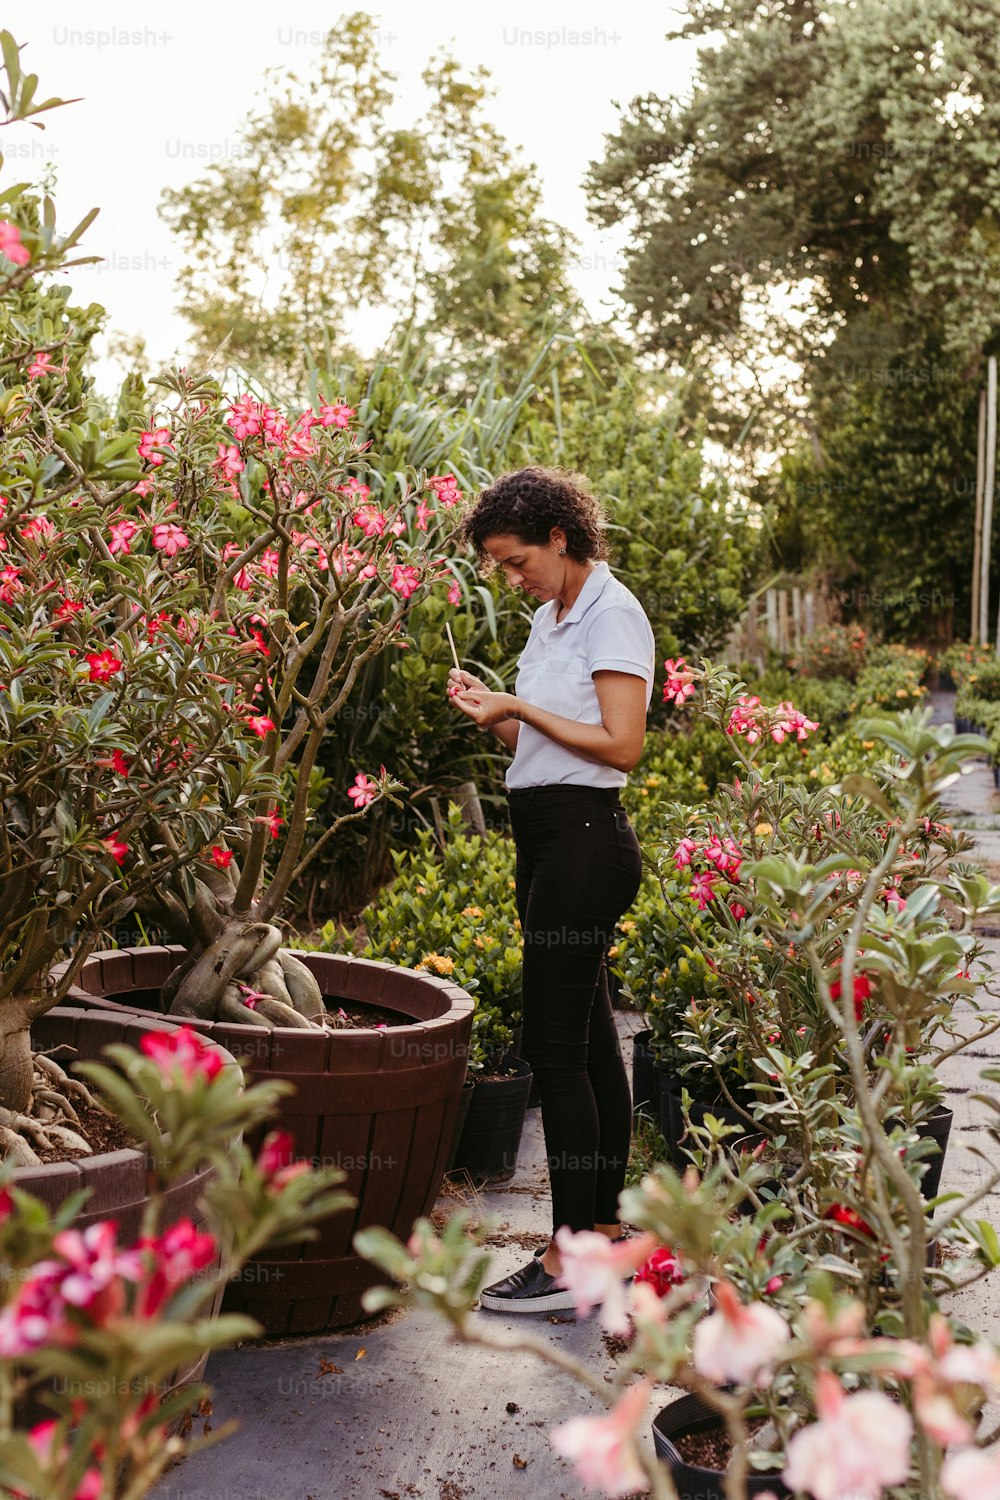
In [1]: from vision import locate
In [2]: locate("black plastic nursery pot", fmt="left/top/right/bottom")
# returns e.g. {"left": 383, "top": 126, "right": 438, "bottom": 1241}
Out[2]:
{"left": 450, "top": 1056, "right": 533, "bottom": 1182}
{"left": 652, "top": 1392, "right": 791, "bottom": 1500}
{"left": 663, "top": 1079, "right": 756, "bottom": 1168}
{"left": 904, "top": 1105, "right": 954, "bottom": 1202}
{"left": 443, "top": 1078, "right": 475, "bottom": 1172}
{"left": 631, "top": 1028, "right": 659, "bottom": 1123}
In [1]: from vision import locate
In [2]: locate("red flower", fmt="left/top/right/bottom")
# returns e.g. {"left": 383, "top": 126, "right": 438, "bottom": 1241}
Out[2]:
{"left": 246, "top": 714, "right": 276, "bottom": 738}
{"left": 210, "top": 846, "right": 233, "bottom": 869}
{"left": 109, "top": 750, "right": 130, "bottom": 777}
{"left": 139, "top": 1026, "right": 223, "bottom": 1086}
{"left": 829, "top": 962, "right": 872, "bottom": 1022}
{"left": 255, "top": 810, "right": 284, "bottom": 840}
{"left": 52, "top": 597, "right": 84, "bottom": 625}
{"left": 823, "top": 1203, "right": 877, "bottom": 1240}
{"left": 86, "top": 649, "right": 122, "bottom": 683}
{"left": 102, "top": 835, "right": 128, "bottom": 865}
{"left": 633, "top": 1246, "right": 686, "bottom": 1297}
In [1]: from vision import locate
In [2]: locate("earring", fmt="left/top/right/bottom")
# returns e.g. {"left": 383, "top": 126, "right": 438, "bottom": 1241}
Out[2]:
{"left": 558, "top": 548, "right": 566, "bottom": 555}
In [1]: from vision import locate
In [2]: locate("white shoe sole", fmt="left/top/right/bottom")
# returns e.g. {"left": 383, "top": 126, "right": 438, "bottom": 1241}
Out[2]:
{"left": 478, "top": 1286, "right": 578, "bottom": 1314}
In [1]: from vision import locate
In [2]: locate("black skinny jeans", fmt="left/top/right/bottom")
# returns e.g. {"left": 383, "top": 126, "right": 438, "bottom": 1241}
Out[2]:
{"left": 506, "top": 784, "right": 643, "bottom": 1236}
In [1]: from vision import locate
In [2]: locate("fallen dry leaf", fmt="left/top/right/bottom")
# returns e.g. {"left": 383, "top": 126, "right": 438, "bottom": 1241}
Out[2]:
{"left": 355, "top": 1347, "right": 367, "bottom": 1360}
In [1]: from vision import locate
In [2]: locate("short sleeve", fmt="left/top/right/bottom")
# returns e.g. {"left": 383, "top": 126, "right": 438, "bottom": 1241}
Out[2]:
{"left": 587, "top": 604, "right": 655, "bottom": 684}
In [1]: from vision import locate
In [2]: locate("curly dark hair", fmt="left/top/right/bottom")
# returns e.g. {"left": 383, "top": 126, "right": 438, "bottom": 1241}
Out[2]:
{"left": 458, "top": 466, "right": 610, "bottom": 577}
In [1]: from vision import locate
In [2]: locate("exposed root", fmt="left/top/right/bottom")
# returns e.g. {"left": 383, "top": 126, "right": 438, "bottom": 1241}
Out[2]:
{"left": 32, "top": 1087, "right": 82, "bottom": 1126}
{"left": 277, "top": 950, "right": 325, "bottom": 1020}
{"left": 0, "top": 1125, "right": 40, "bottom": 1166}
{"left": 0, "top": 1105, "right": 91, "bottom": 1156}
{"left": 33, "top": 1052, "right": 110, "bottom": 1115}
{"left": 249, "top": 996, "right": 314, "bottom": 1029}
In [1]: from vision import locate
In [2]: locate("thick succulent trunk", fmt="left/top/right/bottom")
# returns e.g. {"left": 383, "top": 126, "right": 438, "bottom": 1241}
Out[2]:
{"left": 165, "top": 919, "right": 326, "bottom": 1029}
{"left": 0, "top": 999, "right": 35, "bottom": 1115}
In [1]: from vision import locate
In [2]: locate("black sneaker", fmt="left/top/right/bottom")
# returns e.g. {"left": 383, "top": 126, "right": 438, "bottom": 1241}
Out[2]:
{"left": 478, "top": 1255, "right": 577, "bottom": 1314}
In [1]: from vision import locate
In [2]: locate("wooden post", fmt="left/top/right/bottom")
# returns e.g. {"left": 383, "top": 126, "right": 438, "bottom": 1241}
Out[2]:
{"left": 765, "top": 589, "right": 778, "bottom": 648}
{"left": 791, "top": 585, "right": 802, "bottom": 649}
{"left": 980, "top": 356, "right": 997, "bottom": 645}
{"left": 804, "top": 590, "right": 815, "bottom": 636}
{"left": 777, "top": 590, "right": 789, "bottom": 651}
{"left": 973, "top": 386, "right": 986, "bottom": 642}
{"left": 454, "top": 781, "right": 487, "bottom": 837}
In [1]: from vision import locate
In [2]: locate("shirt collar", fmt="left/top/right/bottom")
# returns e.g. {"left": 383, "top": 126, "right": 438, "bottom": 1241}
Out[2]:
{"left": 549, "top": 561, "right": 610, "bottom": 628}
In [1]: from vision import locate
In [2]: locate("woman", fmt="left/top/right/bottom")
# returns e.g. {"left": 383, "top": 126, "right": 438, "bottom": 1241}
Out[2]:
{"left": 448, "top": 465, "right": 655, "bottom": 1314}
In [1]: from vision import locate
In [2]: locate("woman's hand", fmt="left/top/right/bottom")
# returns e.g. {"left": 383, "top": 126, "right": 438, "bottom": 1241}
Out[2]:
{"left": 447, "top": 669, "right": 520, "bottom": 729}
{"left": 447, "top": 667, "right": 489, "bottom": 698}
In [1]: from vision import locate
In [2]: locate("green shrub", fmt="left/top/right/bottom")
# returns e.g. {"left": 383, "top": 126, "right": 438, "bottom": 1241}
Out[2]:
{"left": 790, "top": 621, "right": 868, "bottom": 680}
{"left": 339, "top": 803, "right": 523, "bottom": 1072}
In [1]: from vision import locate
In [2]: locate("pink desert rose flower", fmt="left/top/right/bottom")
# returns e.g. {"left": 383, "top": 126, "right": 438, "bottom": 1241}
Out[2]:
{"left": 255, "top": 809, "right": 284, "bottom": 839}
{"left": 553, "top": 1228, "right": 658, "bottom": 1335}
{"left": 447, "top": 579, "right": 461, "bottom": 605}
{"left": 211, "top": 846, "right": 233, "bottom": 869}
{"left": 86, "top": 649, "right": 123, "bottom": 683}
{"left": 674, "top": 836, "right": 698, "bottom": 869}
{"left": 0, "top": 219, "right": 30, "bottom": 265}
{"left": 151, "top": 522, "right": 190, "bottom": 556}
{"left": 109, "top": 518, "right": 138, "bottom": 554}
{"left": 693, "top": 1280, "right": 791, "bottom": 1386}
{"left": 783, "top": 1370, "right": 912, "bottom": 1500}
{"left": 663, "top": 656, "right": 696, "bottom": 704}
{"left": 550, "top": 1379, "right": 652, "bottom": 1499}
{"left": 941, "top": 1444, "right": 1000, "bottom": 1498}
{"left": 318, "top": 399, "right": 355, "bottom": 427}
{"left": 51, "top": 1221, "right": 144, "bottom": 1312}
{"left": 348, "top": 772, "right": 378, "bottom": 809}
{"left": 689, "top": 870, "right": 718, "bottom": 909}
{"left": 246, "top": 714, "right": 276, "bottom": 738}
{"left": 26, "top": 1422, "right": 102, "bottom": 1500}
{"left": 27, "top": 351, "right": 54, "bottom": 379}
{"left": 215, "top": 442, "right": 244, "bottom": 479}
{"left": 428, "top": 473, "right": 462, "bottom": 506}
{"left": 354, "top": 503, "right": 387, "bottom": 537}
{"left": 140, "top": 1025, "right": 224, "bottom": 1085}
{"left": 138, "top": 427, "right": 173, "bottom": 465}
{"left": 389, "top": 563, "right": 421, "bottom": 599}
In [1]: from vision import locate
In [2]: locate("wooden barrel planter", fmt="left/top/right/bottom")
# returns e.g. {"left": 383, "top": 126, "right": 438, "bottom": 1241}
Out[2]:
{"left": 57, "top": 946, "right": 475, "bottom": 1335}
{"left": 18, "top": 1005, "right": 239, "bottom": 1425}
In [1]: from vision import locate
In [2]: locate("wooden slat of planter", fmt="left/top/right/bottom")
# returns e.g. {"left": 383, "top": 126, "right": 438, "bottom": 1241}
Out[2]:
{"left": 19, "top": 1160, "right": 83, "bottom": 1211}
{"left": 333, "top": 959, "right": 389, "bottom": 1006}
{"left": 285, "top": 1294, "right": 336, "bottom": 1334}
{"left": 211, "top": 1023, "right": 273, "bottom": 1068}
{"left": 95, "top": 950, "right": 136, "bottom": 994}
{"left": 240, "top": 1254, "right": 381, "bottom": 1300}
{"left": 75, "top": 1150, "right": 146, "bottom": 1216}
{"left": 129, "top": 946, "right": 178, "bottom": 988}
{"left": 311, "top": 1114, "right": 373, "bottom": 1254}
{"left": 352, "top": 1108, "right": 416, "bottom": 1238}
{"left": 64, "top": 1011, "right": 128, "bottom": 1060}
{"left": 295, "top": 953, "right": 350, "bottom": 992}
{"left": 267, "top": 1028, "right": 329, "bottom": 1074}
{"left": 392, "top": 1095, "right": 450, "bottom": 1234}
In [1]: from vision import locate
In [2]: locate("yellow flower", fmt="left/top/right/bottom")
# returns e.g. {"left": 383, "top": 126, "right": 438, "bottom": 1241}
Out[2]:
{"left": 620, "top": 920, "right": 637, "bottom": 933}
{"left": 639, "top": 787, "right": 649, "bottom": 796}
{"left": 754, "top": 822, "right": 773, "bottom": 837}
{"left": 895, "top": 688, "right": 908, "bottom": 698}
{"left": 607, "top": 945, "right": 619, "bottom": 957}
{"left": 415, "top": 954, "right": 455, "bottom": 976}
{"left": 862, "top": 740, "right": 875, "bottom": 749}
{"left": 462, "top": 905, "right": 484, "bottom": 919}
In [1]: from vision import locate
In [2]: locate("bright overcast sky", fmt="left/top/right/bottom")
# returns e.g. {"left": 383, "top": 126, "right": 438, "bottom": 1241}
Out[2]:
{"left": 10, "top": 3, "right": 701, "bottom": 392}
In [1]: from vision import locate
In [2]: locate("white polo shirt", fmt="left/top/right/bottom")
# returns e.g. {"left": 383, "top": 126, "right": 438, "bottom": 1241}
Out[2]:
{"left": 505, "top": 561, "right": 656, "bottom": 790}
